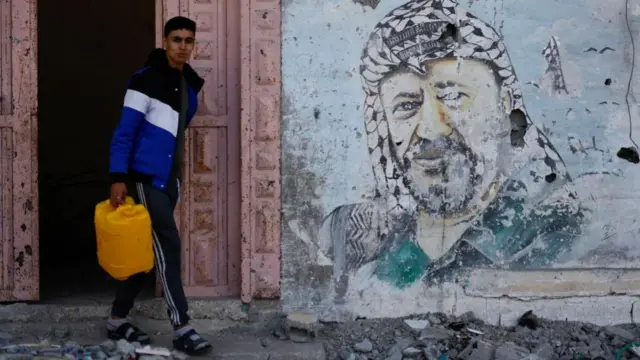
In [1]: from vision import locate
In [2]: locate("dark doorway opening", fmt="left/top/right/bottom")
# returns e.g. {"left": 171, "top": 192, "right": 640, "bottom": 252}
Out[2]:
{"left": 37, "top": 0, "right": 157, "bottom": 301}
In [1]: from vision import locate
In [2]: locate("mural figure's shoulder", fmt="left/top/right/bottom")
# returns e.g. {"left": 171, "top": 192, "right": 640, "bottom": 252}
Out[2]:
{"left": 317, "top": 201, "right": 384, "bottom": 271}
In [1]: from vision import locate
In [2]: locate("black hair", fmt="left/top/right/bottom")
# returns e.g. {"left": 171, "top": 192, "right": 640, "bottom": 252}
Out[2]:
{"left": 163, "top": 16, "right": 196, "bottom": 37}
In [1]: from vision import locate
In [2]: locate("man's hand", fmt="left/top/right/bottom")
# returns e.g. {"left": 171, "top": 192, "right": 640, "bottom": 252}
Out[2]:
{"left": 110, "top": 182, "right": 128, "bottom": 208}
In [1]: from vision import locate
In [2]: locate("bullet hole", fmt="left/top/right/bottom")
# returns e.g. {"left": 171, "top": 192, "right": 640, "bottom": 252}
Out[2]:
{"left": 544, "top": 173, "right": 557, "bottom": 183}
{"left": 25, "top": 245, "right": 32, "bottom": 256}
{"left": 313, "top": 108, "right": 321, "bottom": 120}
{"left": 15, "top": 251, "right": 25, "bottom": 268}
{"left": 20, "top": 224, "right": 26, "bottom": 232}
{"left": 617, "top": 147, "right": 640, "bottom": 164}
{"left": 509, "top": 109, "right": 528, "bottom": 148}
{"left": 604, "top": 78, "right": 612, "bottom": 86}
{"left": 439, "top": 23, "right": 458, "bottom": 44}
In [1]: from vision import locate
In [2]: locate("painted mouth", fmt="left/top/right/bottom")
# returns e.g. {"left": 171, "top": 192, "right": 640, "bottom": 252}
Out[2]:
{"left": 412, "top": 158, "right": 445, "bottom": 175}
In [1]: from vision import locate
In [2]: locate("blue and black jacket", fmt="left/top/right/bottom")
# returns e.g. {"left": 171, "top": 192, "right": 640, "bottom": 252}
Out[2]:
{"left": 109, "top": 48, "right": 204, "bottom": 191}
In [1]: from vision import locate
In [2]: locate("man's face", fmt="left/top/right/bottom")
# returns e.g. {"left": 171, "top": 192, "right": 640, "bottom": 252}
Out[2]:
{"left": 163, "top": 29, "right": 195, "bottom": 66}
{"left": 379, "top": 58, "right": 509, "bottom": 218}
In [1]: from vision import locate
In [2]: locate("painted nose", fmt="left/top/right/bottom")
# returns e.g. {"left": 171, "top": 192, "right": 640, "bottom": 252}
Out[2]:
{"left": 415, "top": 94, "right": 453, "bottom": 140}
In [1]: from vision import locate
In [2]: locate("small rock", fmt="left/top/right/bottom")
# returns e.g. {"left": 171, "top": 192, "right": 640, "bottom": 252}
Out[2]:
{"left": 403, "top": 319, "right": 430, "bottom": 334}
{"left": 604, "top": 326, "right": 635, "bottom": 341}
{"left": 286, "top": 311, "right": 318, "bottom": 331}
{"left": 260, "top": 338, "right": 269, "bottom": 348}
{"left": 494, "top": 342, "right": 530, "bottom": 360}
{"left": 354, "top": 339, "right": 373, "bottom": 353}
{"left": 116, "top": 339, "right": 136, "bottom": 355}
{"left": 419, "top": 327, "right": 452, "bottom": 341}
{"left": 402, "top": 347, "right": 422, "bottom": 358}
{"left": 100, "top": 340, "right": 117, "bottom": 353}
{"left": 339, "top": 349, "right": 356, "bottom": 360}
{"left": 427, "top": 313, "right": 442, "bottom": 325}
{"left": 423, "top": 346, "right": 440, "bottom": 360}
{"left": 458, "top": 339, "right": 495, "bottom": 360}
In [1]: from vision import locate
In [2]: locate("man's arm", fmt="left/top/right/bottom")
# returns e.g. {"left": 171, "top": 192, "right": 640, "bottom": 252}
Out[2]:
{"left": 109, "top": 72, "right": 149, "bottom": 183}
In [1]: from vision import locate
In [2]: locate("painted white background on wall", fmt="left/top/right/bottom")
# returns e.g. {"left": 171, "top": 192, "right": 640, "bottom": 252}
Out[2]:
{"left": 282, "top": 0, "right": 640, "bottom": 266}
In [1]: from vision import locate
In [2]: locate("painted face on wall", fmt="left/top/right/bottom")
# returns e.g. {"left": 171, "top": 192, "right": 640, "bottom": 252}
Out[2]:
{"left": 380, "top": 58, "right": 510, "bottom": 218}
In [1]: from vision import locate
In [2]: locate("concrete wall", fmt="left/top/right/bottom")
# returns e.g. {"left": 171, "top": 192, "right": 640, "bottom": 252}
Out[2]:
{"left": 281, "top": 0, "right": 640, "bottom": 325}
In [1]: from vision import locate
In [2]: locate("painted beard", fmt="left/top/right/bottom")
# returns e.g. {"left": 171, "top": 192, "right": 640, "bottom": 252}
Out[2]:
{"left": 396, "top": 131, "right": 482, "bottom": 218}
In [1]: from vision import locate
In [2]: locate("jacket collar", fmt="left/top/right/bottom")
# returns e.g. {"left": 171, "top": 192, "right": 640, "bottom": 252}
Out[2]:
{"left": 145, "top": 48, "right": 204, "bottom": 92}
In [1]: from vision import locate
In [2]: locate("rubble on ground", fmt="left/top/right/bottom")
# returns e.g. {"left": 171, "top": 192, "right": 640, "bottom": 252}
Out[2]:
{"left": 0, "top": 337, "right": 188, "bottom": 360}
{"left": 316, "top": 311, "right": 640, "bottom": 360}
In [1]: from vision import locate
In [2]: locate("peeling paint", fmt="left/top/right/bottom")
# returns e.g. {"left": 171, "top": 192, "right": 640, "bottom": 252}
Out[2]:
{"left": 282, "top": 0, "right": 640, "bottom": 323}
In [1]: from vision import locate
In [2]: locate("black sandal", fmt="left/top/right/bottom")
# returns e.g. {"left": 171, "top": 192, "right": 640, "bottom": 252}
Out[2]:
{"left": 107, "top": 322, "right": 151, "bottom": 345}
{"left": 173, "top": 328, "right": 212, "bottom": 355}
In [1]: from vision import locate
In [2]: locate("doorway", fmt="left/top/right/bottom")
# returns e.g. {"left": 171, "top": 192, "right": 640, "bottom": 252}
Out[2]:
{"left": 37, "top": 0, "right": 156, "bottom": 301}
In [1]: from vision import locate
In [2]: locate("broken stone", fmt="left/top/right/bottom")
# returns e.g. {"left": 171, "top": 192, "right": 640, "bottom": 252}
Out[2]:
{"left": 339, "top": 349, "right": 356, "bottom": 360}
{"left": 386, "top": 337, "right": 412, "bottom": 359}
{"left": 285, "top": 311, "right": 319, "bottom": 340}
{"left": 402, "top": 346, "right": 422, "bottom": 358}
{"left": 427, "top": 313, "right": 442, "bottom": 325}
{"left": 419, "top": 327, "right": 452, "bottom": 340}
{"left": 354, "top": 339, "right": 373, "bottom": 353}
{"left": 495, "top": 342, "right": 531, "bottom": 360}
{"left": 100, "top": 340, "right": 117, "bottom": 353}
{"left": 604, "top": 326, "right": 636, "bottom": 341}
{"left": 403, "top": 319, "right": 430, "bottom": 334}
{"left": 115, "top": 339, "right": 136, "bottom": 356}
{"left": 136, "top": 345, "right": 171, "bottom": 357}
{"left": 423, "top": 346, "right": 441, "bottom": 360}
{"left": 458, "top": 339, "right": 496, "bottom": 360}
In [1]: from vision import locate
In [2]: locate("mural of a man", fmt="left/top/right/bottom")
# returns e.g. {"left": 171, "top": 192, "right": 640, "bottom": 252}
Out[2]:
{"left": 317, "top": 0, "right": 586, "bottom": 302}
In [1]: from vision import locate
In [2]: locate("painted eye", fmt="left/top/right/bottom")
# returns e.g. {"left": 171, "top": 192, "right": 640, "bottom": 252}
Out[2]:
{"left": 437, "top": 92, "right": 468, "bottom": 108}
{"left": 393, "top": 101, "right": 422, "bottom": 114}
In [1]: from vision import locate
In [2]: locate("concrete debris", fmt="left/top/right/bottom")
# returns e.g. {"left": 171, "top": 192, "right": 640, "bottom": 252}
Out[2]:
{"left": 0, "top": 339, "right": 184, "bottom": 360}
{"left": 322, "top": 310, "right": 640, "bottom": 360}
{"left": 403, "top": 319, "right": 430, "bottom": 334}
{"left": 284, "top": 311, "right": 319, "bottom": 343}
{"left": 354, "top": 339, "right": 374, "bottom": 353}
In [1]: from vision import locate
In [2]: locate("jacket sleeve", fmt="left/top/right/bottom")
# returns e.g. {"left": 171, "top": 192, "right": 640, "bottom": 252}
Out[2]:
{"left": 109, "top": 72, "right": 149, "bottom": 184}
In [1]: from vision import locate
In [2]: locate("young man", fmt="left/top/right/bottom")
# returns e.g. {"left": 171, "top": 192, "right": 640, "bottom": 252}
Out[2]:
{"left": 107, "top": 16, "right": 212, "bottom": 355}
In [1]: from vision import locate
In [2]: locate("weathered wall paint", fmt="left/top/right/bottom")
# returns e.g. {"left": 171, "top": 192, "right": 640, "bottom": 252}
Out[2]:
{"left": 281, "top": 0, "right": 640, "bottom": 323}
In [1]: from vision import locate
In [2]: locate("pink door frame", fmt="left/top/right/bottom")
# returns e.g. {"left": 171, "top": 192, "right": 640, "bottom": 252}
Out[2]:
{"left": 0, "top": 0, "right": 40, "bottom": 301}
{"left": 238, "top": 0, "right": 282, "bottom": 302}
{"left": 154, "top": 0, "right": 282, "bottom": 302}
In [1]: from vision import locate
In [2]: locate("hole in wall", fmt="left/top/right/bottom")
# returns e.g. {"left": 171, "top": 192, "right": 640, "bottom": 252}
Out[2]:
{"left": 544, "top": 173, "right": 557, "bottom": 183}
{"left": 439, "top": 23, "right": 458, "bottom": 44}
{"left": 509, "top": 109, "right": 528, "bottom": 148}
{"left": 605, "top": 78, "right": 612, "bottom": 86}
{"left": 617, "top": 147, "right": 640, "bottom": 164}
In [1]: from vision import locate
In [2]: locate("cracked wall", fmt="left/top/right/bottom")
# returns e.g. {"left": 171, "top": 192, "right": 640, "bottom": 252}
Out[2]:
{"left": 281, "top": 0, "right": 640, "bottom": 324}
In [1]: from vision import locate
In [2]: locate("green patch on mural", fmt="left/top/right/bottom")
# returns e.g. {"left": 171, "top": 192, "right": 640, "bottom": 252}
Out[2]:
{"left": 374, "top": 240, "right": 429, "bottom": 288}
